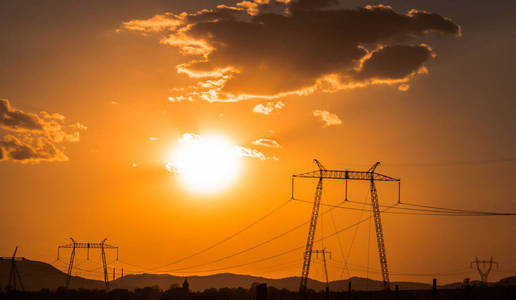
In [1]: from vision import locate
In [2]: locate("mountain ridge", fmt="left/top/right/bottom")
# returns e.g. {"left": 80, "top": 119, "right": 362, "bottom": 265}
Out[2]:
{"left": 1, "top": 259, "right": 512, "bottom": 292}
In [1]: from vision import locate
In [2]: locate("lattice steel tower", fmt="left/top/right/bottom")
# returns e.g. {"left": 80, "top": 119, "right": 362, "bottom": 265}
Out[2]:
{"left": 292, "top": 160, "right": 400, "bottom": 294}
{"left": 1, "top": 246, "right": 25, "bottom": 291}
{"left": 312, "top": 248, "right": 331, "bottom": 299}
{"left": 58, "top": 238, "right": 119, "bottom": 289}
{"left": 471, "top": 257, "right": 498, "bottom": 284}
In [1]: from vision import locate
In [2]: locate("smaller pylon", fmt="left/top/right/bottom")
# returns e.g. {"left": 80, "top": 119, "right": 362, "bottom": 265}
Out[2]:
{"left": 1, "top": 246, "right": 25, "bottom": 291}
{"left": 471, "top": 257, "right": 498, "bottom": 285}
{"left": 58, "top": 238, "right": 119, "bottom": 289}
{"left": 312, "top": 248, "right": 331, "bottom": 300}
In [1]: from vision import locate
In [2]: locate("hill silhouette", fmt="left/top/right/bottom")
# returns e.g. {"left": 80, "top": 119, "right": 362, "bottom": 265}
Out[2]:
{"left": 0, "top": 258, "right": 104, "bottom": 290}
{"left": 112, "top": 273, "right": 433, "bottom": 292}
{"left": 1, "top": 259, "right": 512, "bottom": 292}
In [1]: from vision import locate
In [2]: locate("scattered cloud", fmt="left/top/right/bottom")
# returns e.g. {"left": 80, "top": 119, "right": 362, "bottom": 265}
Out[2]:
{"left": 168, "top": 96, "right": 193, "bottom": 102}
{"left": 313, "top": 109, "right": 342, "bottom": 127}
{"left": 252, "top": 101, "right": 285, "bottom": 115}
{"left": 121, "top": 1, "right": 460, "bottom": 102}
{"left": 121, "top": 13, "right": 183, "bottom": 32}
{"left": 0, "top": 99, "right": 86, "bottom": 163}
{"left": 252, "top": 138, "right": 281, "bottom": 148}
{"left": 235, "top": 146, "right": 279, "bottom": 161}
{"left": 398, "top": 84, "right": 410, "bottom": 92}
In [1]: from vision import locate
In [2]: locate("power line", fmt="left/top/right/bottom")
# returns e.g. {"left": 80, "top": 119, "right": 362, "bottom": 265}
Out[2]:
{"left": 149, "top": 199, "right": 291, "bottom": 271}
{"left": 346, "top": 200, "right": 516, "bottom": 215}
{"left": 328, "top": 260, "right": 473, "bottom": 277}
{"left": 49, "top": 204, "right": 396, "bottom": 278}
{"left": 341, "top": 188, "right": 371, "bottom": 279}
{"left": 156, "top": 199, "right": 349, "bottom": 273}
{"left": 291, "top": 198, "right": 516, "bottom": 216}
{"left": 166, "top": 204, "right": 398, "bottom": 275}
{"left": 399, "top": 202, "right": 515, "bottom": 215}
{"left": 385, "top": 157, "right": 516, "bottom": 168}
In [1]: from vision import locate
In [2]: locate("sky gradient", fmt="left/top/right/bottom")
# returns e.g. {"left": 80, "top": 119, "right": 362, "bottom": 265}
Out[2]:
{"left": 1, "top": 0, "right": 515, "bottom": 285}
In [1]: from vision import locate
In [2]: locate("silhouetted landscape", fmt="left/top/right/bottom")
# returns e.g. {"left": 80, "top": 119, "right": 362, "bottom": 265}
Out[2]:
{"left": 2, "top": 259, "right": 516, "bottom": 299}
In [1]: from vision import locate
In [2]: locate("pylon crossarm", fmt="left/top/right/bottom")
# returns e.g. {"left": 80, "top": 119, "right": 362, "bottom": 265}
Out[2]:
{"left": 59, "top": 243, "right": 117, "bottom": 248}
{"left": 293, "top": 170, "right": 399, "bottom": 182}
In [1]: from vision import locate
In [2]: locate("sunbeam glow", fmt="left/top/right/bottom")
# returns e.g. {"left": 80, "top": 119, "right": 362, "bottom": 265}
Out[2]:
{"left": 167, "top": 134, "right": 241, "bottom": 194}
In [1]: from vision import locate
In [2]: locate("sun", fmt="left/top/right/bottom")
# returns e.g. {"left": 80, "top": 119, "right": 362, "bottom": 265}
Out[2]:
{"left": 168, "top": 134, "right": 241, "bottom": 193}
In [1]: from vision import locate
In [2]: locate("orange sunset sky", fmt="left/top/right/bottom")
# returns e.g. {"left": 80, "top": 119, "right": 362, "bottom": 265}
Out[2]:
{"left": 1, "top": 0, "right": 515, "bottom": 285}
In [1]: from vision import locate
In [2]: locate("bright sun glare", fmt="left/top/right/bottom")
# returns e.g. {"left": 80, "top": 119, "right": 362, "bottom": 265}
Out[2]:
{"left": 168, "top": 134, "right": 241, "bottom": 193}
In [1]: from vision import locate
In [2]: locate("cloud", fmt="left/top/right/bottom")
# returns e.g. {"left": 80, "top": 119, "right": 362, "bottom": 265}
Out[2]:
{"left": 398, "top": 84, "right": 410, "bottom": 92}
{"left": 0, "top": 98, "right": 44, "bottom": 132}
{"left": 313, "top": 109, "right": 342, "bottom": 127}
{"left": 121, "top": 1, "right": 460, "bottom": 102}
{"left": 120, "top": 13, "right": 183, "bottom": 32}
{"left": 235, "top": 146, "right": 279, "bottom": 161}
{"left": 0, "top": 99, "right": 86, "bottom": 163}
{"left": 0, "top": 134, "right": 68, "bottom": 163}
{"left": 252, "top": 138, "right": 281, "bottom": 148}
{"left": 252, "top": 101, "right": 285, "bottom": 115}
{"left": 168, "top": 96, "right": 193, "bottom": 102}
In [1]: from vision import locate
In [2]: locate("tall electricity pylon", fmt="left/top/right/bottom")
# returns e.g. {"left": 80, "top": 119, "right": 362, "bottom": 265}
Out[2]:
{"left": 471, "top": 257, "right": 498, "bottom": 284}
{"left": 58, "top": 238, "right": 119, "bottom": 289}
{"left": 1, "top": 246, "right": 25, "bottom": 291}
{"left": 293, "top": 160, "right": 400, "bottom": 294}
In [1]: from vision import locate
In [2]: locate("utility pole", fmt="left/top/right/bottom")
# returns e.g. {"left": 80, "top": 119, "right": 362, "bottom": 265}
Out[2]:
{"left": 312, "top": 249, "right": 331, "bottom": 300}
{"left": 1, "top": 246, "right": 25, "bottom": 291}
{"left": 471, "top": 257, "right": 498, "bottom": 285}
{"left": 293, "top": 160, "right": 400, "bottom": 294}
{"left": 58, "top": 238, "right": 119, "bottom": 289}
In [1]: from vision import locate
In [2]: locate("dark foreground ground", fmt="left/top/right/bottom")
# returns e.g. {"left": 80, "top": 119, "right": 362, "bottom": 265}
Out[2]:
{"left": 1, "top": 285, "right": 516, "bottom": 300}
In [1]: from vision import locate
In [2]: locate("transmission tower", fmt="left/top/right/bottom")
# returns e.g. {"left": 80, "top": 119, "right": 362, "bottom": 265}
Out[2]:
{"left": 57, "top": 238, "right": 119, "bottom": 289}
{"left": 312, "top": 249, "right": 331, "bottom": 299}
{"left": 1, "top": 246, "right": 25, "bottom": 291}
{"left": 471, "top": 257, "right": 498, "bottom": 284}
{"left": 292, "top": 160, "right": 400, "bottom": 294}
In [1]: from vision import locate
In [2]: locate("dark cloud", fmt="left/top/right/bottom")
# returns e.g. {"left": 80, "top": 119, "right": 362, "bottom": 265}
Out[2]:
{"left": 0, "top": 134, "right": 67, "bottom": 163}
{"left": 289, "top": 0, "right": 339, "bottom": 11}
{"left": 0, "top": 99, "right": 86, "bottom": 163}
{"left": 355, "top": 44, "right": 434, "bottom": 81}
{"left": 0, "top": 98, "right": 44, "bottom": 131}
{"left": 122, "top": 1, "right": 460, "bottom": 101}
